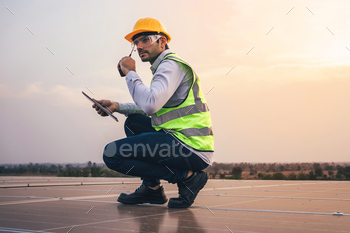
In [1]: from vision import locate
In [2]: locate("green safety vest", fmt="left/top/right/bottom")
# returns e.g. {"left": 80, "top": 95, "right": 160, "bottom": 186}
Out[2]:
{"left": 151, "top": 53, "right": 214, "bottom": 152}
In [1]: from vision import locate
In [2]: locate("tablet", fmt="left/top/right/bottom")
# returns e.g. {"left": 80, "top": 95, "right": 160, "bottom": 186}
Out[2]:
{"left": 82, "top": 91, "right": 119, "bottom": 122}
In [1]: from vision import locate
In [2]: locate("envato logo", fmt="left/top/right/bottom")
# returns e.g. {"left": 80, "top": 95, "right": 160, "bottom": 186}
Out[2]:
{"left": 104, "top": 140, "right": 193, "bottom": 158}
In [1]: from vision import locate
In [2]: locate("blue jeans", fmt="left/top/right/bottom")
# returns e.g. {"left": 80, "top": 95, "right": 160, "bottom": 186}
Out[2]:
{"left": 103, "top": 114, "right": 209, "bottom": 187}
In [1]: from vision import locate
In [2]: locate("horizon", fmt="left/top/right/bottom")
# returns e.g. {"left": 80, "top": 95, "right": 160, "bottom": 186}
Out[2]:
{"left": 1, "top": 161, "right": 350, "bottom": 166}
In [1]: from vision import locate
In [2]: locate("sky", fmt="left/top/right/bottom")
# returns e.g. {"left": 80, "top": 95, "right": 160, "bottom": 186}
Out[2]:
{"left": 0, "top": 0, "right": 349, "bottom": 164}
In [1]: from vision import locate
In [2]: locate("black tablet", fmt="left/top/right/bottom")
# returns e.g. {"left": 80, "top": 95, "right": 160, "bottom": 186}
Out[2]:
{"left": 82, "top": 91, "right": 118, "bottom": 122}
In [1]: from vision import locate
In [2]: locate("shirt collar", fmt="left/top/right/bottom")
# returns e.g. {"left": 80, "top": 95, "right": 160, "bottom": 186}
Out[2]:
{"left": 150, "top": 49, "right": 173, "bottom": 75}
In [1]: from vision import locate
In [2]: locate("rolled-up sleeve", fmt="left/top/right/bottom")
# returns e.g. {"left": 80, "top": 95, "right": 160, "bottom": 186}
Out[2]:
{"left": 118, "top": 102, "right": 146, "bottom": 116}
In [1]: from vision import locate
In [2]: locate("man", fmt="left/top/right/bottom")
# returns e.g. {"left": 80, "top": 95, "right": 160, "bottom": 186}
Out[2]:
{"left": 93, "top": 17, "right": 214, "bottom": 208}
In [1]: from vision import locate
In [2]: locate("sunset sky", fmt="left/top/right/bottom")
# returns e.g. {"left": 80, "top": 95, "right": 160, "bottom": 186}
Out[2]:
{"left": 1, "top": 0, "right": 349, "bottom": 164}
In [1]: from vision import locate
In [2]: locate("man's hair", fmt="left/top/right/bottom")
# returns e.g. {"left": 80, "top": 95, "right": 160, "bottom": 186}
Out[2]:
{"left": 132, "top": 32, "right": 169, "bottom": 50}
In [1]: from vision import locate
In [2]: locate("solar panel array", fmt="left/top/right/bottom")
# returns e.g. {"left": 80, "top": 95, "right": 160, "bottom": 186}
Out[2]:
{"left": 0, "top": 176, "right": 349, "bottom": 232}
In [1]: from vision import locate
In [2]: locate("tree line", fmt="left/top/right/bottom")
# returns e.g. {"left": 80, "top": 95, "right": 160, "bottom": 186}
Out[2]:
{"left": 0, "top": 161, "right": 129, "bottom": 178}
{"left": 206, "top": 162, "right": 350, "bottom": 180}
{"left": 1, "top": 162, "right": 349, "bottom": 180}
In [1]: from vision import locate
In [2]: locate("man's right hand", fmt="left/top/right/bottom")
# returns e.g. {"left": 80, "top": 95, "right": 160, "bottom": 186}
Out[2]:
{"left": 92, "top": 99, "right": 119, "bottom": 117}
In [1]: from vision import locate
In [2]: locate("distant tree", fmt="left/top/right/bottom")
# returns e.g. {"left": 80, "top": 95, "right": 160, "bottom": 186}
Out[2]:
{"left": 336, "top": 166, "right": 345, "bottom": 180}
{"left": 257, "top": 173, "right": 264, "bottom": 179}
{"left": 272, "top": 172, "right": 286, "bottom": 180}
{"left": 49, "top": 164, "right": 58, "bottom": 174}
{"left": 249, "top": 165, "right": 257, "bottom": 175}
{"left": 249, "top": 165, "right": 254, "bottom": 175}
{"left": 296, "top": 165, "right": 301, "bottom": 171}
{"left": 325, "top": 165, "right": 334, "bottom": 171}
{"left": 313, "top": 163, "right": 321, "bottom": 170}
{"left": 75, "top": 169, "right": 83, "bottom": 177}
{"left": 0, "top": 166, "right": 5, "bottom": 174}
{"left": 267, "top": 164, "right": 276, "bottom": 173}
{"left": 91, "top": 167, "right": 102, "bottom": 177}
{"left": 87, "top": 161, "right": 92, "bottom": 168}
{"left": 209, "top": 173, "right": 215, "bottom": 179}
{"left": 315, "top": 167, "right": 323, "bottom": 177}
{"left": 298, "top": 172, "right": 308, "bottom": 180}
{"left": 263, "top": 174, "right": 272, "bottom": 180}
{"left": 288, "top": 172, "right": 297, "bottom": 180}
{"left": 345, "top": 166, "right": 350, "bottom": 179}
{"left": 219, "top": 173, "right": 225, "bottom": 179}
{"left": 335, "top": 173, "right": 343, "bottom": 179}
{"left": 328, "top": 170, "right": 334, "bottom": 176}
{"left": 279, "top": 165, "right": 285, "bottom": 172}
{"left": 212, "top": 162, "right": 219, "bottom": 178}
{"left": 308, "top": 171, "right": 317, "bottom": 180}
{"left": 28, "top": 163, "right": 37, "bottom": 174}
{"left": 82, "top": 167, "right": 90, "bottom": 177}
{"left": 231, "top": 166, "right": 243, "bottom": 179}
{"left": 337, "top": 166, "right": 350, "bottom": 180}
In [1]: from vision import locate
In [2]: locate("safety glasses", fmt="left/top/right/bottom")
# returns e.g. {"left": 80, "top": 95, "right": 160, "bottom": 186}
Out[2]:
{"left": 131, "top": 35, "right": 162, "bottom": 48}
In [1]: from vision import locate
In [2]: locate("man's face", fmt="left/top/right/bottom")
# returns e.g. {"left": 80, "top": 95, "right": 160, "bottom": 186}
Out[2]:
{"left": 132, "top": 35, "right": 166, "bottom": 63}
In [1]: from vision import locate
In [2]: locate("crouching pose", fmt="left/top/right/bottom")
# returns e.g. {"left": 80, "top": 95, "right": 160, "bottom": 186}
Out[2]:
{"left": 93, "top": 18, "right": 214, "bottom": 208}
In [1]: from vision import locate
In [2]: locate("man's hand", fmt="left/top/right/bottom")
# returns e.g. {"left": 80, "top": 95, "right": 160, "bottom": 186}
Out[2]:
{"left": 92, "top": 99, "right": 119, "bottom": 117}
{"left": 118, "top": 56, "right": 136, "bottom": 76}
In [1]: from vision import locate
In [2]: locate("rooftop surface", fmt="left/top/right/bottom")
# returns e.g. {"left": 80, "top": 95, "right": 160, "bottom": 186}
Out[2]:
{"left": 0, "top": 176, "right": 349, "bottom": 233}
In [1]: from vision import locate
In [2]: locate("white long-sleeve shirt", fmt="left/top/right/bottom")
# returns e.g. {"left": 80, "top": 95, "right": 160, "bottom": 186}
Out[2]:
{"left": 118, "top": 49, "right": 214, "bottom": 165}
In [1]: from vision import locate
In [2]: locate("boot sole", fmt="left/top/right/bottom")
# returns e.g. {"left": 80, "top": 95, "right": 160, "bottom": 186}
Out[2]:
{"left": 118, "top": 197, "right": 168, "bottom": 205}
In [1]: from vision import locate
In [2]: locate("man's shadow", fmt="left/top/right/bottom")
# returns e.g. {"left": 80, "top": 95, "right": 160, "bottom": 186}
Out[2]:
{"left": 116, "top": 204, "right": 207, "bottom": 233}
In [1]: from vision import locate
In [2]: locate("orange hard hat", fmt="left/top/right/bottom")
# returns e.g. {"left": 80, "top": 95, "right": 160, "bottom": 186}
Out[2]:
{"left": 125, "top": 17, "right": 171, "bottom": 43}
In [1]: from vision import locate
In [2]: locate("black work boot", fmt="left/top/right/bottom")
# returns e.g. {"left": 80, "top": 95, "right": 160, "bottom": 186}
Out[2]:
{"left": 117, "top": 184, "right": 168, "bottom": 204}
{"left": 167, "top": 171, "right": 208, "bottom": 208}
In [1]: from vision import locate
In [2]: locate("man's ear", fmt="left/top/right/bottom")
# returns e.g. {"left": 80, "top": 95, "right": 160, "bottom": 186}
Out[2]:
{"left": 160, "top": 37, "right": 167, "bottom": 49}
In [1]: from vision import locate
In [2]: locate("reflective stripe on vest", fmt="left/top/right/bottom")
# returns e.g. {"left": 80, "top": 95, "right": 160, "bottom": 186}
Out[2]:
{"left": 150, "top": 54, "right": 214, "bottom": 152}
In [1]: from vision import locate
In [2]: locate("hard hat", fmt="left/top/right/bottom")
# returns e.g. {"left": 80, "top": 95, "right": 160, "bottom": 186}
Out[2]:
{"left": 125, "top": 17, "right": 171, "bottom": 43}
